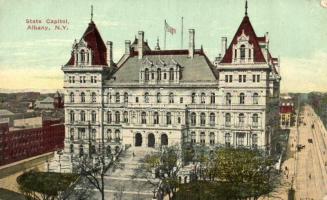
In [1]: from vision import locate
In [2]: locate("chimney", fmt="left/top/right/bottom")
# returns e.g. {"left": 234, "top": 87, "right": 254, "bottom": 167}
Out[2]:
{"left": 137, "top": 31, "right": 144, "bottom": 59}
{"left": 125, "top": 40, "right": 131, "bottom": 55}
{"left": 221, "top": 37, "right": 227, "bottom": 56}
{"left": 106, "top": 41, "right": 113, "bottom": 67}
{"left": 188, "top": 29, "right": 195, "bottom": 58}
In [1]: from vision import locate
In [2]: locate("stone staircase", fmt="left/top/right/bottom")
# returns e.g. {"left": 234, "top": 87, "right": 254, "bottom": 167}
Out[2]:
{"left": 102, "top": 147, "right": 158, "bottom": 200}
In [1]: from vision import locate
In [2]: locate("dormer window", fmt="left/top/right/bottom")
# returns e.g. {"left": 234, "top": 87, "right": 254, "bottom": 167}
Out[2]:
{"left": 240, "top": 45, "right": 246, "bottom": 60}
{"left": 145, "top": 68, "right": 149, "bottom": 81}
{"left": 81, "top": 49, "right": 86, "bottom": 62}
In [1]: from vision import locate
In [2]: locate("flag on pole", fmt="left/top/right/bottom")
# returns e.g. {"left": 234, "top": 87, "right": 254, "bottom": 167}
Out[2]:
{"left": 165, "top": 21, "right": 176, "bottom": 35}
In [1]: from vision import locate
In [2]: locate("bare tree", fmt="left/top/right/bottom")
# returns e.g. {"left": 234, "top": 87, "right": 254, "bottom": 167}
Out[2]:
{"left": 135, "top": 145, "right": 183, "bottom": 200}
{"left": 72, "top": 145, "right": 122, "bottom": 200}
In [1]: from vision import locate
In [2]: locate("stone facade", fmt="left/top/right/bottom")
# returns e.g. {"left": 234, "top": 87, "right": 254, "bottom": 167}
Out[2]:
{"left": 60, "top": 12, "right": 281, "bottom": 171}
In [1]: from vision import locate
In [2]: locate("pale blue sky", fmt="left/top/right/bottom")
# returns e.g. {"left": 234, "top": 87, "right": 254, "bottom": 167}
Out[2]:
{"left": 0, "top": 0, "right": 326, "bottom": 92}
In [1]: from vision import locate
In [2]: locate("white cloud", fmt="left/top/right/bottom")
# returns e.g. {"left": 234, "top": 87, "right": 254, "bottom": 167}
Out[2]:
{"left": 281, "top": 51, "right": 327, "bottom": 93}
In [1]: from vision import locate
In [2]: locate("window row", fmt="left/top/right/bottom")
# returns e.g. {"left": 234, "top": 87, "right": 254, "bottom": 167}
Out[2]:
{"left": 142, "top": 68, "right": 181, "bottom": 82}
{"left": 67, "top": 75, "right": 98, "bottom": 84}
{"left": 224, "top": 113, "right": 259, "bottom": 127}
{"left": 190, "top": 112, "right": 216, "bottom": 126}
{"left": 225, "top": 92, "right": 259, "bottom": 105}
{"left": 224, "top": 74, "right": 261, "bottom": 83}
{"left": 190, "top": 132, "right": 258, "bottom": 148}
{"left": 69, "top": 92, "right": 97, "bottom": 103}
{"left": 69, "top": 111, "right": 97, "bottom": 123}
{"left": 108, "top": 92, "right": 216, "bottom": 104}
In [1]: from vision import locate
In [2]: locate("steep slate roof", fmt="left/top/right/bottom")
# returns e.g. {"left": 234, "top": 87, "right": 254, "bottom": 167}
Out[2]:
{"left": 66, "top": 21, "right": 107, "bottom": 66}
{"left": 110, "top": 50, "right": 218, "bottom": 83}
{"left": 220, "top": 16, "right": 266, "bottom": 64}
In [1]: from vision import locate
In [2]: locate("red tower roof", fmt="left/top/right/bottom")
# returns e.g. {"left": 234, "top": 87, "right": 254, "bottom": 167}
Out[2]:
{"left": 66, "top": 21, "right": 107, "bottom": 66}
{"left": 220, "top": 16, "right": 266, "bottom": 64}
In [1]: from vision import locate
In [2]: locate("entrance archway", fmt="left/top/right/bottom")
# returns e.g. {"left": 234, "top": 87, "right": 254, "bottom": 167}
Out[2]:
{"left": 148, "top": 133, "right": 155, "bottom": 147}
{"left": 161, "top": 134, "right": 168, "bottom": 146}
{"left": 135, "top": 133, "right": 142, "bottom": 147}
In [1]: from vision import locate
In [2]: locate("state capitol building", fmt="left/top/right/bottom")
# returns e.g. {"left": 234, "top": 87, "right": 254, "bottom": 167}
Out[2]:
{"left": 61, "top": 6, "right": 281, "bottom": 169}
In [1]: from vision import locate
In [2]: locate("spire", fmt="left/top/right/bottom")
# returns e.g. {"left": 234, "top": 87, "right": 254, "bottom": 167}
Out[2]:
{"left": 245, "top": 0, "right": 248, "bottom": 16}
{"left": 91, "top": 5, "right": 94, "bottom": 22}
{"left": 155, "top": 37, "right": 160, "bottom": 50}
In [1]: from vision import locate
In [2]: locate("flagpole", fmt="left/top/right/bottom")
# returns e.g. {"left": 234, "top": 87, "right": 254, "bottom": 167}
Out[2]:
{"left": 164, "top": 19, "right": 166, "bottom": 50}
{"left": 181, "top": 17, "right": 183, "bottom": 49}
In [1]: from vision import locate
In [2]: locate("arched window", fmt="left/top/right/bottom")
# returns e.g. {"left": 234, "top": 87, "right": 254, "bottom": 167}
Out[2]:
{"left": 70, "top": 111, "right": 75, "bottom": 122}
{"left": 210, "top": 93, "right": 215, "bottom": 104}
{"left": 70, "top": 128, "right": 74, "bottom": 141}
{"left": 200, "top": 113, "right": 206, "bottom": 126}
{"left": 70, "top": 92, "right": 74, "bottom": 103}
{"left": 107, "top": 111, "right": 112, "bottom": 123}
{"left": 200, "top": 132, "right": 205, "bottom": 144}
{"left": 91, "top": 92, "right": 96, "bottom": 103}
{"left": 141, "top": 112, "right": 147, "bottom": 124}
{"left": 91, "top": 129, "right": 96, "bottom": 141}
{"left": 107, "top": 92, "right": 112, "bottom": 103}
{"left": 225, "top": 113, "right": 231, "bottom": 126}
{"left": 225, "top": 133, "right": 231, "bottom": 147}
{"left": 210, "top": 113, "right": 215, "bottom": 126}
{"left": 169, "top": 92, "right": 174, "bottom": 103}
{"left": 124, "top": 92, "right": 128, "bottom": 103}
{"left": 191, "top": 112, "right": 196, "bottom": 126}
{"left": 154, "top": 112, "right": 159, "bottom": 124}
{"left": 123, "top": 111, "right": 128, "bottom": 123}
{"left": 91, "top": 111, "right": 97, "bottom": 123}
{"left": 239, "top": 93, "right": 245, "bottom": 104}
{"left": 115, "top": 92, "right": 120, "bottom": 103}
{"left": 253, "top": 93, "right": 259, "bottom": 105}
{"left": 157, "top": 68, "right": 161, "bottom": 80}
{"left": 169, "top": 68, "right": 174, "bottom": 80}
{"left": 80, "top": 111, "right": 85, "bottom": 122}
{"left": 240, "top": 45, "right": 245, "bottom": 60}
{"left": 191, "top": 132, "right": 196, "bottom": 144}
{"left": 252, "top": 114, "right": 258, "bottom": 127}
{"left": 201, "top": 93, "right": 206, "bottom": 104}
{"left": 107, "top": 129, "right": 112, "bottom": 141}
{"left": 81, "top": 92, "right": 85, "bottom": 103}
{"left": 81, "top": 49, "right": 85, "bottom": 62}
{"left": 115, "top": 111, "right": 120, "bottom": 123}
{"left": 144, "top": 92, "right": 149, "bottom": 103}
{"left": 252, "top": 134, "right": 258, "bottom": 148}
{"left": 166, "top": 112, "right": 172, "bottom": 125}
{"left": 210, "top": 132, "right": 215, "bottom": 145}
{"left": 115, "top": 130, "right": 120, "bottom": 141}
{"left": 191, "top": 93, "right": 196, "bottom": 103}
{"left": 157, "top": 93, "right": 161, "bottom": 103}
{"left": 238, "top": 113, "right": 245, "bottom": 126}
{"left": 248, "top": 49, "right": 252, "bottom": 59}
{"left": 226, "top": 93, "right": 231, "bottom": 105}
{"left": 145, "top": 68, "right": 149, "bottom": 81}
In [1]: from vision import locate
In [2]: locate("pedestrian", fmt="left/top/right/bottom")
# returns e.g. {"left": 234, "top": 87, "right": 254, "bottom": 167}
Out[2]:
{"left": 309, "top": 173, "right": 311, "bottom": 179}
{"left": 132, "top": 151, "right": 135, "bottom": 158}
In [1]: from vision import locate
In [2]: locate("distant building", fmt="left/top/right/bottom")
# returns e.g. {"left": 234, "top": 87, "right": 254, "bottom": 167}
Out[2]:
{"left": 54, "top": 91, "right": 64, "bottom": 109}
{"left": 0, "top": 119, "right": 64, "bottom": 166}
{"left": 35, "top": 97, "right": 55, "bottom": 109}
{"left": 12, "top": 116, "right": 43, "bottom": 129}
{"left": 280, "top": 96, "right": 295, "bottom": 129}
{"left": 0, "top": 109, "right": 14, "bottom": 118}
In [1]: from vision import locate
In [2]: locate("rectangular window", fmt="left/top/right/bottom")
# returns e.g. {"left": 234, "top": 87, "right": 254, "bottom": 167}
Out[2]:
{"left": 243, "top": 75, "right": 246, "bottom": 82}
{"left": 253, "top": 74, "right": 256, "bottom": 82}
{"left": 72, "top": 76, "right": 75, "bottom": 83}
{"left": 136, "top": 97, "right": 139, "bottom": 103}
{"left": 180, "top": 97, "right": 183, "bottom": 103}
{"left": 94, "top": 76, "right": 97, "bottom": 83}
{"left": 257, "top": 75, "right": 260, "bottom": 82}
{"left": 225, "top": 75, "right": 228, "bottom": 82}
{"left": 80, "top": 76, "right": 83, "bottom": 83}
{"left": 229, "top": 75, "right": 233, "bottom": 82}
{"left": 239, "top": 75, "right": 242, "bottom": 82}
{"left": 91, "top": 76, "right": 94, "bottom": 83}
{"left": 69, "top": 76, "right": 72, "bottom": 83}
{"left": 83, "top": 76, "right": 86, "bottom": 83}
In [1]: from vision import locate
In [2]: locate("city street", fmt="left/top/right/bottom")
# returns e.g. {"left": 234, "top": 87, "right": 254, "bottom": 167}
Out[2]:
{"left": 294, "top": 105, "right": 327, "bottom": 199}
